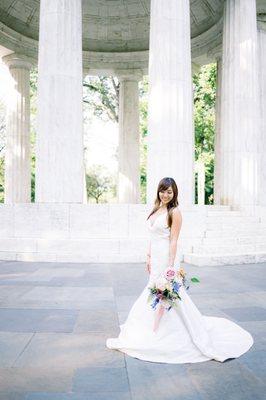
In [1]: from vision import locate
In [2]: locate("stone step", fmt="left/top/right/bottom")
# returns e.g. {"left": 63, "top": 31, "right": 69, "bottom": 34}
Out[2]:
{"left": 206, "top": 210, "right": 242, "bottom": 217}
{"left": 205, "top": 221, "right": 266, "bottom": 232}
{"left": 189, "top": 205, "right": 232, "bottom": 211}
{"left": 206, "top": 215, "right": 260, "bottom": 223}
{"left": 192, "top": 243, "right": 266, "bottom": 254}
{"left": 184, "top": 252, "right": 266, "bottom": 267}
{"left": 204, "top": 227, "right": 266, "bottom": 237}
{"left": 202, "top": 235, "right": 266, "bottom": 245}
{"left": 205, "top": 221, "right": 266, "bottom": 230}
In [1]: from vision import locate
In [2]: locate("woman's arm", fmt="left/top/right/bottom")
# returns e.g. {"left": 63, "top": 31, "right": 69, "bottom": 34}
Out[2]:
{"left": 146, "top": 240, "right": 151, "bottom": 274}
{"left": 168, "top": 208, "right": 182, "bottom": 268}
{"left": 147, "top": 239, "right": 151, "bottom": 258}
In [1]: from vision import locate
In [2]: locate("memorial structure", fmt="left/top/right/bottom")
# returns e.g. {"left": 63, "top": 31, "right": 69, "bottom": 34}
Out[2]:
{"left": 0, "top": 0, "right": 265, "bottom": 265}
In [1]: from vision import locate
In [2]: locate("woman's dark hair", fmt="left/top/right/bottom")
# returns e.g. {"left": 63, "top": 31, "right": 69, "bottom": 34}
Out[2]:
{"left": 147, "top": 177, "right": 179, "bottom": 228}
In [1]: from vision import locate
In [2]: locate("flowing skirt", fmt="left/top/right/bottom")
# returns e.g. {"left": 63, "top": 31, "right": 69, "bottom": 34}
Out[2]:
{"left": 106, "top": 235, "right": 253, "bottom": 363}
{"left": 106, "top": 282, "right": 253, "bottom": 363}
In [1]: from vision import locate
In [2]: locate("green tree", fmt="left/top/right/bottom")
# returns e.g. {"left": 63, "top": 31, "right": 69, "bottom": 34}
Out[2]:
{"left": 83, "top": 75, "right": 149, "bottom": 203}
{"left": 30, "top": 68, "right": 38, "bottom": 202}
{"left": 0, "top": 66, "right": 217, "bottom": 205}
{"left": 83, "top": 76, "right": 119, "bottom": 123}
{"left": 86, "top": 164, "right": 116, "bottom": 203}
{"left": 139, "top": 76, "right": 148, "bottom": 203}
{"left": 193, "top": 63, "right": 217, "bottom": 204}
{"left": 0, "top": 101, "right": 6, "bottom": 202}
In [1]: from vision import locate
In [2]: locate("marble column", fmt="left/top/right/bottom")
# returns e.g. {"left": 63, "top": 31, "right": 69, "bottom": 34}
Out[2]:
{"left": 219, "top": 0, "right": 259, "bottom": 209}
{"left": 117, "top": 71, "right": 141, "bottom": 203}
{"left": 82, "top": 71, "right": 88, "bottom": 204}
{"left": 196, "top": 160, "right": 205, "bottom": 205}
{"left": 3, "top": 54, "right": 31, "bottom": 203}
{"left": 147, "top": 0, "right": 194, "bottom": 206}
{"left": 35, "top": 0, "right": 84, "bottom": 203}
{"left": 258, "top": 28, "right": 266, "bottom": 206}
{"left": 214, "top": 57, "right": 222, "bottom": 205}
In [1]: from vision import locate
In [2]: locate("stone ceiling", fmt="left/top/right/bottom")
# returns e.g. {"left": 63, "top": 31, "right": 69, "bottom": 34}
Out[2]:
{"left": 0, "top": 0, "right": 225, "bottom": 51}
{"left": 0, "top": 0, "right": 265, "bottom": 71}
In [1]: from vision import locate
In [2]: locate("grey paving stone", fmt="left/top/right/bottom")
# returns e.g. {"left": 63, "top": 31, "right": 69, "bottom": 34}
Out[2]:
{"left": 115, "top": 295, "right": 140, "bottom": 312}
{"left": 187, "top": 277, "right": 253, "bottom": 295}
{"left": 0, "top": 393, "right": 25, "bottom": 400}
{"left": 109, "top": 263, "right": 143, "bottom": 272}
{"left": 50, "top": 273, "right": 112, "bottom": 287}
{"left": 0, "top": 260, "right": 264, "bottom": 399}
{"left": 197, "top": 307, "right": 235, "bottom": 320}
{"left": 220, "top": 306, "right": 266, "bottom": 322}
{"left": 24, "top": 393, "right": 131, "bottom": 400}
{"left": 248, "top": 291, "right": 266, "bottom": 307}
{"left": 0, "top": 261, "right": 39, "bottom": 273}
{"left": 0, "top": 368, "right": 73, "bottom": 392}
{"left": 110, "top": 267, "right": 148, "bottom": 296}
{"left": 73, "top": 310, "right": 119, "bottom": 334}
{"left": 0, "top": 287, "right": 116, "bottom": 310}
{"left": 0, "top": 332, "right": 33, "bottom": 367}
{"left": 117, "top": 311, "right": 128, "bottom": 324}
{"left": 12, "top": 268, "right": 85, "bottom": 283}
{"left": 0, "top": 299, "right": 116, "bottom": 311}
{"left": 112, "top": 280, "right": 147, "bottom": 296}
{"left": 72, "top": 367, "right": 129, "bottom": 393}
{"left": 187, "top": 359, "right": 266, "bottom": 400}
{"left": 0, "top": 281, "right": 53, "bottom": 287}
{"left": 238, "top": 348, "right": 266, "bottom": 383}
{"left": 14, "top": 333, "right": 124, "bottom": 369}
{"left": 125, "top": 356, "right": 201, "bottom": 400}
{"left": 20, "top": 287, "right": 113, "bottom": 303}
{"left": 0, "top": 309, "right": 78, "bottom": 333}
{"left": 0, "top": 286, "right": 33, "bottom": 302}
{"left": 239, "top": 321, "right": 266, "bottom": 340}
{"left": 189, "top": 292, "right": 256, "bottom": 309}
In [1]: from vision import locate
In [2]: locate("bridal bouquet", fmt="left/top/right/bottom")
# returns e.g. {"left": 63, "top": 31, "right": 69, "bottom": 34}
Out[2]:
{"left": 148, "top": 267, "right": 200, "bottom": 331}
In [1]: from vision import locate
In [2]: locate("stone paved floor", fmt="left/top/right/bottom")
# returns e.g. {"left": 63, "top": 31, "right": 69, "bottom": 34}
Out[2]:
{"left": 0, "top": 260, "right": 265, "bottom": 400}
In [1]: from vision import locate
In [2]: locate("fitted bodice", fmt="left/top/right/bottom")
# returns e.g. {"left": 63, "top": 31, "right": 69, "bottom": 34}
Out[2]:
{"left": 147, "top": 211, "right": 170, "bottom": 241}
{"left": 146, "top": 210, "right": 182, "bottom": 276}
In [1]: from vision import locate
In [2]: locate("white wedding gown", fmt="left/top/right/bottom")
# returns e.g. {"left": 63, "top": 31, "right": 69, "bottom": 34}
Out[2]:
{"left": 106, "top": 210, "right": 254, "bottom": 363}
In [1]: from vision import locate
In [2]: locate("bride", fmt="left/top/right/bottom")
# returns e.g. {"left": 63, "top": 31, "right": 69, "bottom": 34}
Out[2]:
{"left": 106, "top": 177, "right": 254, "bottom": 363}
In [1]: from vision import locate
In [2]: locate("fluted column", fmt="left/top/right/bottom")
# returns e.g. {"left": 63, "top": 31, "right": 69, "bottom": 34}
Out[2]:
{"left": 36, "top": 0, "right": 84, "bottom": 203}
{"left": 147, "top": 0, "right": 194, "bottom": 206}
{"left": 214, "top": 56, "right": 222, "bottom": 205}
{"left": 82, "top": 71, "right": 88, "bottom": 204}
{"left": 117, "top": 71, "right": 141, "bottom": 203}
{"left": 3, "top": 54, "right": 31, "bottom": 203}
{"left": 258, "top": 28, "right": 266, "bottom": 206}
{"left": 219, "top": 0, "right": 259, "bottom": 209}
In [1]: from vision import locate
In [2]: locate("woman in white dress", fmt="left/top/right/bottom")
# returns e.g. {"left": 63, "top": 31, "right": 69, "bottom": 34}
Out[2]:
{"left": 106, "top": 177, "right": 254, "bottom": 363}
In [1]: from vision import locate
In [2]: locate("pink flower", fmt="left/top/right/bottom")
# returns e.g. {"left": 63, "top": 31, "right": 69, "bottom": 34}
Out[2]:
{"left": 164, "top": 268, "right": 176, "bottom": 281}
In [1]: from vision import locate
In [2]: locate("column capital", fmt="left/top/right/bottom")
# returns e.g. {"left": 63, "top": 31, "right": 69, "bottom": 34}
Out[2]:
{"left": 2, "top": 53, "right": 32, "bottom": 70}
{"left": 116, "top": 69, "right": 143, "bottom": 82}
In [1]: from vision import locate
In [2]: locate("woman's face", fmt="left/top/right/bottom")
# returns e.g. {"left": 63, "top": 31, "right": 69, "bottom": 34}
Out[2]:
{"left": 159, "top": 186, "right": 174, "bottom": 205}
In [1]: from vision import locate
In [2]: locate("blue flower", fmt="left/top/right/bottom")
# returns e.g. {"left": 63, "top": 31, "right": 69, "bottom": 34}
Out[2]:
{"left": 151, "top": 297, "right": 159, "bottom": 309}
{"left": 173, "top": 282, "right": 181, "bottom": 293}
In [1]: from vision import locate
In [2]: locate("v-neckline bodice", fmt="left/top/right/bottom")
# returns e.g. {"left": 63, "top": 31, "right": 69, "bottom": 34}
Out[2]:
{"left": 149, "top": 210, "right": 168, "bottom": 227}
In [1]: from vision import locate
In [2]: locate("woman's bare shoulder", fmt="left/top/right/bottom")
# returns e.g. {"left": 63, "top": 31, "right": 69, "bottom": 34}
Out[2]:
{"left": 172, "top": 207, "right": 182, "bottom": 220}
{"left": 172, "top": 206, "right": 181, "bottom": 214}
